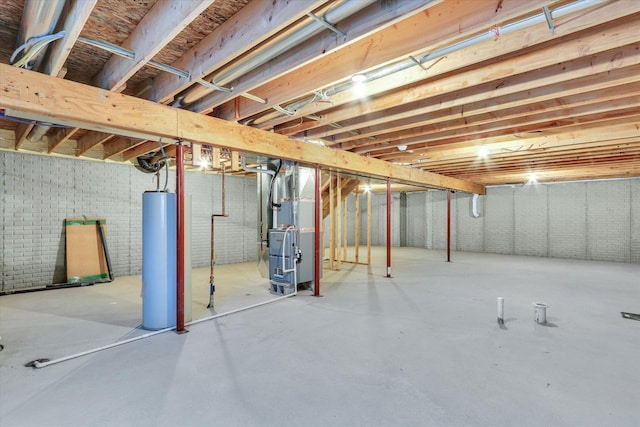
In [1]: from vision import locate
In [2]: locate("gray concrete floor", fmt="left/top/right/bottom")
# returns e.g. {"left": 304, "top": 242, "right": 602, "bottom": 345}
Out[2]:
{"left": 1, "top": 248, "right": 638, "bottom": 427}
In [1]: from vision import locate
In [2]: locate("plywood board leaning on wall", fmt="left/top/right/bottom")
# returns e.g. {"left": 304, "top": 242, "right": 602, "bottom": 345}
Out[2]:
{"left": 65, "top": 218, "right": 111, "bottom": 283}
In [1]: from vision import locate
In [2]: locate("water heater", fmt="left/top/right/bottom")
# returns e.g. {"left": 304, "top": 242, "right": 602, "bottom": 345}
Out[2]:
{"left": 142, "top": 191, "right": 176, "bottom": 330}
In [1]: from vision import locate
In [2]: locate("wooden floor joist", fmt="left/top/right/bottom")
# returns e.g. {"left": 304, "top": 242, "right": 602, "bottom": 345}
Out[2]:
{"left": 0, "top": 64, "right": 485, "bottom": 195}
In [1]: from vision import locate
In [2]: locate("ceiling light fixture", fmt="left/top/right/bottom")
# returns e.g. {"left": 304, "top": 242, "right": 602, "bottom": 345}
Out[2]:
{"left": 199, "top": 158, "right": 210, "bottom": 169}
{"left": 527, "top": 172, "right": 538, "bottom": 184}
{"left": 478, "top": 146, "right": 489, "bottom": 159}
{"left": 397, "top": 145, "right": 407, "bottom": 151}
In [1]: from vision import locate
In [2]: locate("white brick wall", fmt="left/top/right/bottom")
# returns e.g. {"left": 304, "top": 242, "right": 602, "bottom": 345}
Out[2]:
{"left": 631, "top": 179, "right": 640, "bottom": 263}
{"left": 404, "top": 178, "right": 639, "bottom": 263}
{"left": 406, "top": 192, "right": 426, "bottom": 248}
{"left": 586, "top": 180, "right": 631, "bottom": 262}
{"left": 548, "top": 183, "right": 587, "bottom": 259}
{"left": 514, "top": 185, "right": 548, "bottom": 256}
{"left": 0, "top": 151, "right": 257, "bottom": 291}
{"left": 455, "top": 193, "right": 484, "bottom": 252}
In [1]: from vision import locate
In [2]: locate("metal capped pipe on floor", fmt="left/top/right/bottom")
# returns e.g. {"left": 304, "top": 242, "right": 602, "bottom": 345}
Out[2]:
{"left": 142, "top": 191, "right": 177, "bottom": 330}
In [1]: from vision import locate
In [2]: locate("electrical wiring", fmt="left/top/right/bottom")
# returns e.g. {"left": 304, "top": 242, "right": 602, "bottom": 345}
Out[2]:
{"left": 10, "top": 31, "right": 66, "bottom": 69}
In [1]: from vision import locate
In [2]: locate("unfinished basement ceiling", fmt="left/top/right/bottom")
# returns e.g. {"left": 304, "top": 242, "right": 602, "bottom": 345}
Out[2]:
{"left": 0, "top": 0, "right": 638, "bottom": 186}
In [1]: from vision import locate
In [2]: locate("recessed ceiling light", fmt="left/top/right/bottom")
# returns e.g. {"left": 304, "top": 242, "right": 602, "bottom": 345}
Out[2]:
{"left": 528, "top": 172, "right": 538, "bottom": 184}
{"left": 478, "top": 147, "right": 489, "bottom": 158}
{"left": 398, "top": 145, "right": 407, "bottom": 151}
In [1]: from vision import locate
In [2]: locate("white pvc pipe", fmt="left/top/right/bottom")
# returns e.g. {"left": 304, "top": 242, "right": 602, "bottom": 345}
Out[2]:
{"left": 472, "top": 194, "right": 481, "bottom": 218}
{"left": 497, "top": 297, "right": 504, "bottom": 324}
{"left": 33, "top": 294, "right": 295, "bottom": 369}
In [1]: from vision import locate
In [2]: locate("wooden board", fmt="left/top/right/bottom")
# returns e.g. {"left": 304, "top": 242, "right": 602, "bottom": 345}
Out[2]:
{"left": 65, "top": 218, "right": 109, "bottom": 283}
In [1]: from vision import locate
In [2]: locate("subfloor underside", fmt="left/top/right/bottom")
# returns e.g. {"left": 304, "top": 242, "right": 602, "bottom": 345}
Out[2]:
{"left": 1, "top": 248, "right": 639, "bottom": 427}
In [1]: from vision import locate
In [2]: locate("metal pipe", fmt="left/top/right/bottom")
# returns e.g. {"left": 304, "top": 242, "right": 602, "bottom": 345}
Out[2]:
{"left": 176, "top": 143, "right": 186, "bottom": 333}
{"left": 314, "top": 164, "right": 321, "bottom": 296}
{"left": 32, "top": 294, "right": 295, "bottom": 369}
{"left": 179, "top": 0, "right": 377, "bottom": 106}
{"left": 386, "top": 177, "right": 391, "bottom": 278}
{"left": 447, "top": 190, "right": 451, "bottom": 263}
{"left": 241, "top": 156, "right": 276, "bottom": 178}
{"left": 252, "top": 0, "right": 606, "bottom": 126}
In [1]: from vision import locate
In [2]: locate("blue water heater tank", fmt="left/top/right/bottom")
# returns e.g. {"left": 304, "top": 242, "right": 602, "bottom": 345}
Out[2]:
{"left": 142, "top": 191, "right": 177, "bottom": 330}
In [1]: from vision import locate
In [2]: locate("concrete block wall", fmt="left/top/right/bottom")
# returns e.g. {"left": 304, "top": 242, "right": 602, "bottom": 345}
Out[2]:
{"left": 0, "top": 151, "right": 257, "bottom": 291}
{"left": 405, "top": 178, "right": 640, "bottom": 263}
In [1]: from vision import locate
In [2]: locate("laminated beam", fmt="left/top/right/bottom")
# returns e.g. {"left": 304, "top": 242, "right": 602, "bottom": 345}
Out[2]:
{"left": 0, "top": 64, "right": 485, "bottom": 194}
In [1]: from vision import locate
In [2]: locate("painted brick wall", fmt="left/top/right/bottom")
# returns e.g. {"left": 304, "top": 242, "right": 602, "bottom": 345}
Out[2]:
{"left": 455, "top": 192, "right": 484, "bottom": 252}
{"left": 631, "top": 179, "right": 640, "bottom": 263}
{"left": 406, "top": 192, "right": 426, "bottom": 248}
{"left": 0, "top": 151, "right": 257, "bottom": 291}
{"left": 586, "top": 180, "right": 631, "bottom": 262}
{"left": 514, "top": 186, "right": 548, "bottom": 257}
{"left": 405, "top": 178, "right": 639, "bottom": 263}
{"left": 548, "top": 183, "right": 587, "bottom": 259}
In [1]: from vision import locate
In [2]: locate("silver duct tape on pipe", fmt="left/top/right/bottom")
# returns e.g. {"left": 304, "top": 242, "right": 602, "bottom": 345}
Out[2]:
{"left": 179, "top": 0, "right": 378, "bottom": 106}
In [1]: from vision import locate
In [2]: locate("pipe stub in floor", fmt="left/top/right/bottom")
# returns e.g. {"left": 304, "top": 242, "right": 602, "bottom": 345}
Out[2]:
{"left": 533, "top": 302, "right": 549, "bottom": 324}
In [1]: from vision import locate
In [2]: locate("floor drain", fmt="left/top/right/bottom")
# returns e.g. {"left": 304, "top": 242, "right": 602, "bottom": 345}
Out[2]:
{"left": 24, "top": 359, "right": 50, "bottom": 368}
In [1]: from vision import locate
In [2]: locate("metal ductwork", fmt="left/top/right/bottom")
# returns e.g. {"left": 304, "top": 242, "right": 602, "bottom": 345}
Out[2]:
{"left": 176, "top": 0, "right": 378, "bottom": 107}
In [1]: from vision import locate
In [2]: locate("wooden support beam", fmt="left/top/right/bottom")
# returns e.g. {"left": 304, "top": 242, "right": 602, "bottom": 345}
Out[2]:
{"left": 48, "top": 127, "right": 79, "bottom": 153}
{"left": 191, "top": 0, "right": 437, "bottom": 115}
{"left": 144, "top": 0, "right": 326, "bottom": 104}
{"left": 343, "top": 195, "right": 348, "bottom": 263}
{"left": 76, "top": 132, "right": 113, "bottom": 157}
{"left": 14, "top": 123, "right": 33, "bottom": 150}
{"left": 122, "top": 141, "right": 171, "bottom": 162}
{"left": 267, "top": 0, "right": 640, "bottom": 133}
{"left": 0, "top": 64, "right": 485, "bottom": 194}
{"left": 93, "top": 0, "right": 214, "bottom": 90}
{"left": 43, "top": 0, "right": 97, "bottom": 77}
{"left": 209, "top": 0, "right": 553, "bottom": 120}
{"left": 103, "top": 138, "right": 140, "bottom": 159}
{"left": 231, "top": 151, "right": 240, "bottom": 172}
{"left": 212, "top": 147, "right": 221, "bottom": 169}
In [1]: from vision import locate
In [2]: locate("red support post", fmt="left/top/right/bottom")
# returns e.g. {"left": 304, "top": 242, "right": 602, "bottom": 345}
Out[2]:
{"left": 447, "top": 190, "right": 451, "bottom": 263}
{"left": 386, "top": 177, "right": 392, "bottom": 278}
{"left": 176, "top": 142, "right": 186, "bottom": 333}
{"left": 314, "top": 164, "right": 321, "bottom": 296}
